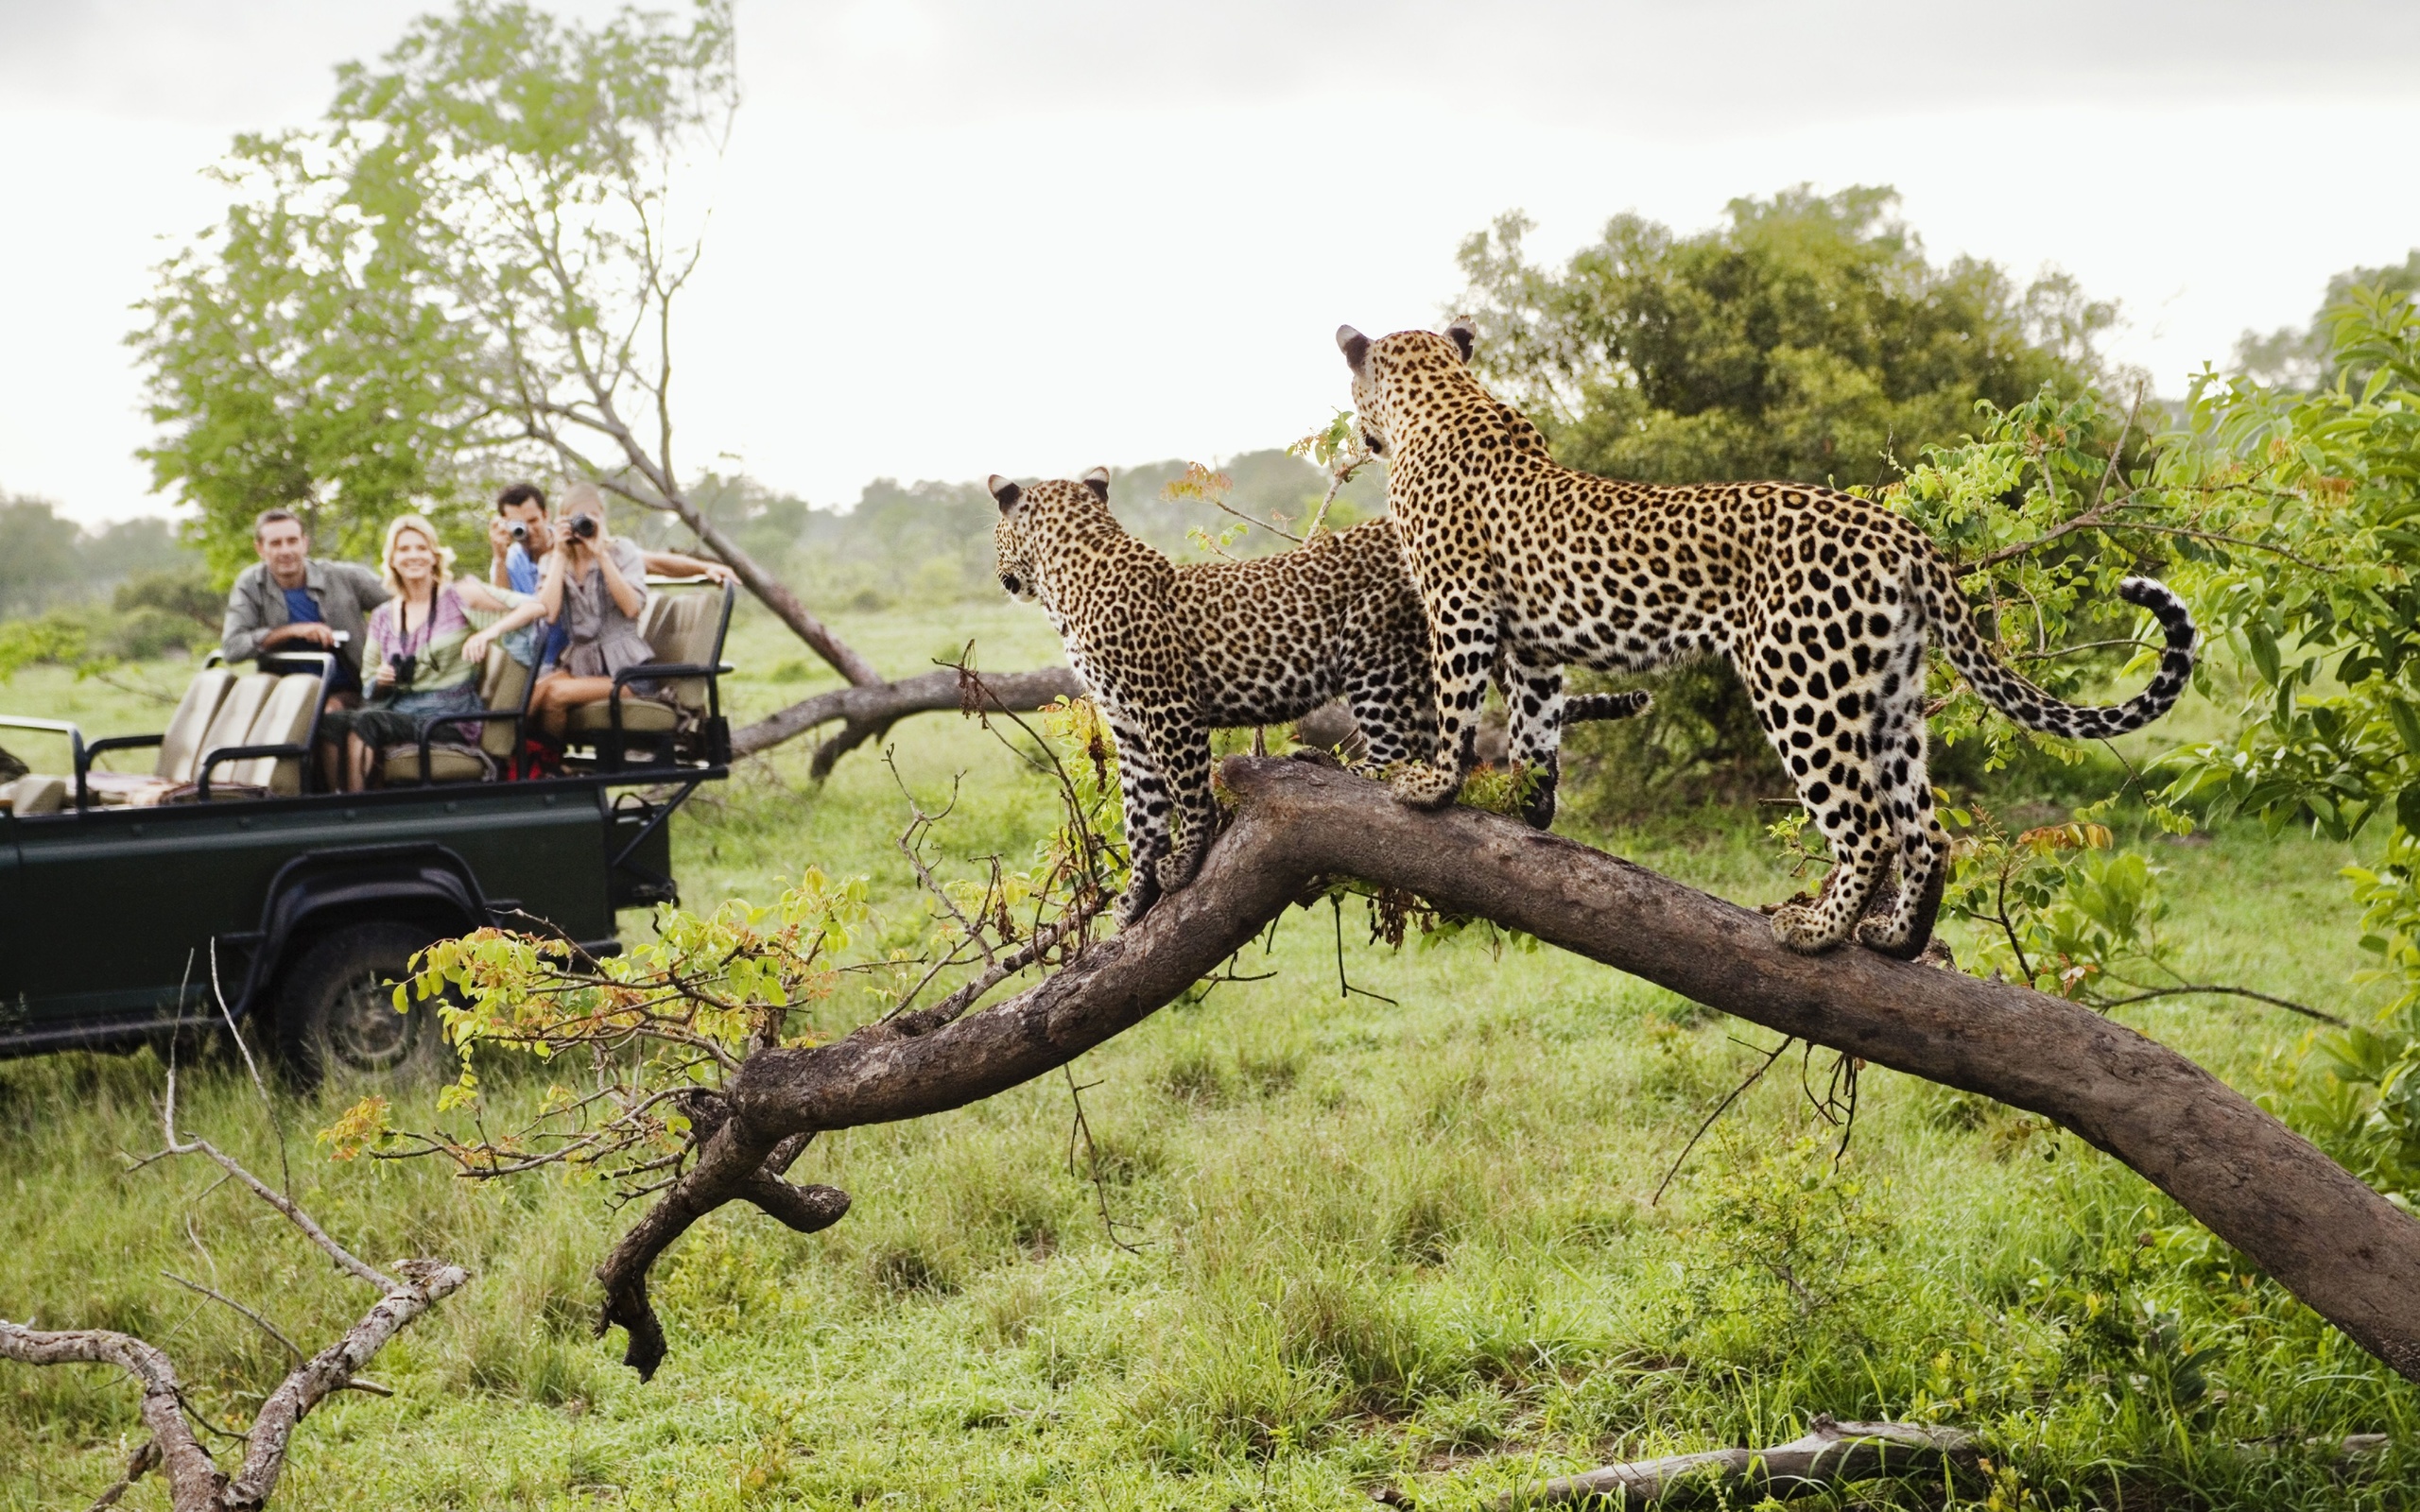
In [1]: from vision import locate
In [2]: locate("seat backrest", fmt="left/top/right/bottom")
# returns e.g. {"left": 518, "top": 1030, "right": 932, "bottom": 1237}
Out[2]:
{"left": 4, "top": 774, "right": 67, "bottom": 816}
{"left": 228, "top": 673, "right": 320, "bottom": 794}
{"left": 155, "top": 666, "right": 235, "bottom": 782}
{"left": 642, "top": 588, "right": 727, "bottom": 712}
{"left": 197, "top": 673, "right": 276, "bottom": 782}
{"left": 477, "top": 643, "right": 533, "bottom": 760}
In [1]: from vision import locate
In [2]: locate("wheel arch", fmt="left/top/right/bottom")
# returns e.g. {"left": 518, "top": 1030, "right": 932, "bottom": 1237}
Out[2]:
{"left": 232, "top": 844, "right": 492, "bottom": 1034}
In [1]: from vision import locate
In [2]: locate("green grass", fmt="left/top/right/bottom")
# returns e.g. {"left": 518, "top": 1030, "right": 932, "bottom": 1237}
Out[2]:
{"left": 2, "top": 609, "right": 2413, "bottom": 1508}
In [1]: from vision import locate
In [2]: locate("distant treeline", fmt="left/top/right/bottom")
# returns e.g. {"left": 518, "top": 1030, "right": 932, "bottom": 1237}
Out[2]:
{"left": 622, "top": 447, "right": 1387, "bottom": 610}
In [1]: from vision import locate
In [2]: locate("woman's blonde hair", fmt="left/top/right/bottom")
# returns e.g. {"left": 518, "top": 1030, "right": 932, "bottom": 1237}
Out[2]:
{"left": 379, "top": 513, "right": 458, "bottom": 596}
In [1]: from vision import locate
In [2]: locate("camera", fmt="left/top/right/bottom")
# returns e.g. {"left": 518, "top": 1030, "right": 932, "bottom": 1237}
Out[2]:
{"left": 568, "top": 513, "right": 599, "bottom": 541}
{"left": 507, "top": 521, "right": 529, "bottom": 541}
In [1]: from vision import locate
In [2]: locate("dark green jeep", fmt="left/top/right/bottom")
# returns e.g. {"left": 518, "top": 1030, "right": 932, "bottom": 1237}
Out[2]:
{"left": 0, "top": 580, "right": 735, "bottom": 1083}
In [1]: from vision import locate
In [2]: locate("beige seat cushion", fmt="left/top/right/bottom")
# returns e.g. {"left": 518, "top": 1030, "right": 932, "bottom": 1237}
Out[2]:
{"left": 2, "top": 774, "right": 67, "bottom": 816}
{"left": 226, "top": 673, "right": 322, "bottom": 794}
{"left": 196, "top": 673, "right": 276, "bottom": 779}
{"left": 157, "top": 666, "right": 235, "bottom": 782}
{"left": 381, "top": 744, "right": 492, "bottom": 784}
{"left": 565, "top": 695, "right": 680, "bottom": 736}
{"left": 477, "top": 645, "right": 531, "bottom": 760}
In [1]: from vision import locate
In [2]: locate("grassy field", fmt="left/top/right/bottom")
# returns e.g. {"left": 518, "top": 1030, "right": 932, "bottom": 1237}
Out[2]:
{"left": 2, "top": 604, "right": 2413, "bottom": 1508}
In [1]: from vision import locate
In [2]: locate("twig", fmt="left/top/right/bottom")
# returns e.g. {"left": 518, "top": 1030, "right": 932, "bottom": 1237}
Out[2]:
{"left": 1654, "top": 1036, "right": 1793, "bottom": 1205}
{"left": 2095, "top": 984, "right": 2350, "bottom": 1028}
{"left": 160, "top": 1272, "right": 303, "bottom": 1366}
{"left": 1331, "top": 894, "right": 1397, "bottom": 1005}
{"left": 1063, "top": 1066, "right": 1144, "bottom": 1254}
{"left": 209, "top": 937, "right": 290, "bottom": 1196}
{"left": 83, "top": 1438, "right": 160, "bottom": 1511}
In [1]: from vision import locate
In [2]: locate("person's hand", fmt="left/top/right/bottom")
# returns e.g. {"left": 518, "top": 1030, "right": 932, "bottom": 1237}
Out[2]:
{"left": 372, "top": 659, "right": 398, "bottom": 691}
{"left": 462, "top": 628, "right": 497, "bottom": 666}
{"left": 275, "top": 621, "right": 336, "bottom": 648}
{"left": 487, "top": 514, "right": 514, "bottom": 558}
{"left": 700, "top": 560, "right": 736, "bottom": 586}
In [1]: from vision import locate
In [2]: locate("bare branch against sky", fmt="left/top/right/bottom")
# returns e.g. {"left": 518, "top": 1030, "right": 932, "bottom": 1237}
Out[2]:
{"left": 4, "top": 0, "right": 2418, "bottom": 522}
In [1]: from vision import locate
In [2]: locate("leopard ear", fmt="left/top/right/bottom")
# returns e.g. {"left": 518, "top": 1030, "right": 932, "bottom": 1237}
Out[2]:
{"left": 1445, "top": 318, "right": 1476, "bottom": 363}
{"left": 1337, "top": 325, "right": 1370, "bottom": 373}
{"left": 1080, "top": 466, "right": 1110, "bottom": 503}
{"left": 987, "top": 475, "right": 1022, "bottom": 512}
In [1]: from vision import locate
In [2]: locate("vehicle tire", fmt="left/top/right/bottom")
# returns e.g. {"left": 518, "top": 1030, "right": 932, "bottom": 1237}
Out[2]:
{"left": 274, "top": 920, "right": 452, "bottom": 1090}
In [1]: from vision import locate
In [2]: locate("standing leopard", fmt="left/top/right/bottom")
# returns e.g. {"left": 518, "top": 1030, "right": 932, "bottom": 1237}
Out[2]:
{"left": 990, "top": 468, "right": 1648, "bottom": 923}
{"left": 1333, "top": 321, "right": 2197, "bottom": 960}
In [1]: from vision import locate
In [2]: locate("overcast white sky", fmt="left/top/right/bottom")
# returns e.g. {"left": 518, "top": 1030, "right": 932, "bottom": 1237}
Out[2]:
{"left": 4, "top": 0, "right": 2418, "bottom": 525}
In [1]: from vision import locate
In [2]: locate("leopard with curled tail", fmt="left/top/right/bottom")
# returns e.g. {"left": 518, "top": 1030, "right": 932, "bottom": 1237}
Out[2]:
{"left": 991, "top": 469, "right": 1650, "bottom": 925}
{"left": 1335, "top": 321, "right": 2196, "bottom": 959}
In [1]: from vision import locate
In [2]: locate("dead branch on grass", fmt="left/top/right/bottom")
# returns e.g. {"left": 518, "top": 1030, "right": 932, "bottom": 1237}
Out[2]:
{"left": 0, "top": 1046, "right": 462, "bottom": 1510}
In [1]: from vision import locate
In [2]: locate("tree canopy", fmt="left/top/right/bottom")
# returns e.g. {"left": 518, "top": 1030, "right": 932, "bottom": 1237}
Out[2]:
{"left": 1455, "top": 185, "right": 2105, "bottom": 490}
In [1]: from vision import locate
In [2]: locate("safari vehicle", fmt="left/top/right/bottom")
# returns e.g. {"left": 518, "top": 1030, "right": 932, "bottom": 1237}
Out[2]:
{"left": 0, "top": 578, "right": 736, "bottom": 1084}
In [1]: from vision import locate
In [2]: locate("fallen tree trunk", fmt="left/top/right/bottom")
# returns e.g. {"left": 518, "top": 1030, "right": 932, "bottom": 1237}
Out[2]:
{"left": 1498, "top": 1416, "right": 1978, "bottom": 1508}
{"left": 732, "top": 663, "right": 1086, "bottom": 772}
{"left": 597, "top": 755, "right": 2420, "bottom": 1387}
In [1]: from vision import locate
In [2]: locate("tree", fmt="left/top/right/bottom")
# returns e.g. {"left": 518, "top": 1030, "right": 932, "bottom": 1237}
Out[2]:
{"left": 0, "top": 494, "right": 84, "bottom": 618}
{"left": 1455, "top": 185, "right": 2104, "bottom": 490}
{"left": 132, "top": 0, "right": 1079, "bottom": 765}
{"left": 2235, "top": 249, "right": 2420, "bottom": 390}
{"left": 355, "top": 741, "right": 2420, "bottom": 1400}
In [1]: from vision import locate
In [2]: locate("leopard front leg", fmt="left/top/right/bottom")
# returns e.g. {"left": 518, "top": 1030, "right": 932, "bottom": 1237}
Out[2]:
{"left": 1499, "top": 646, "right": 1569, "bottom": 830}
{"left": 1105, "top": 710, "right": 1173, "bottom": 926}
{"left": 1394, "top": 593, "right": 1498, "bottom": 811}
{"left": 1143, "top": 709, "right": 1219, "bottom": 899}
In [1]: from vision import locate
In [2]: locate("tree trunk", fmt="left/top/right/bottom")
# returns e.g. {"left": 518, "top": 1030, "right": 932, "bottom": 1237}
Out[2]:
{"left": 596, "top": 756, "right": 2420, "bottom": 1386}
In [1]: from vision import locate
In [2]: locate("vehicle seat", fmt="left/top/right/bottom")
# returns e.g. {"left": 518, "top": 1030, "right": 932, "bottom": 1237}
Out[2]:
{"left": 1, "top": 774, "right": 67, "bottom": 816}
{"left": 225, "top": 672, "right": 323, "bottom": 795}
{"left": 562, "top": 581, "right": 730, "bottom": 761}
{"left": 81, "top": 665, "right": 236, "bottom": 805}
{"left": 379, "top": 638, "right": 535, "bottom": 784}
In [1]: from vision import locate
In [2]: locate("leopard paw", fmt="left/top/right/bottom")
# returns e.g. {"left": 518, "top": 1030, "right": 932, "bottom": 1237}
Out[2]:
{"left": 1388, "top": 764, "right": 1462, "bottom": 810}
{"left": 1854, "top": 912, "right": 1927, "bottom": 960}
{"left": 1115, "top": 875, "right": 1163, "bottom": 928}
{"left": 1769, "top": 902, "right": 1848, "bottom": 954}
{"left": 1156, "top": 839, "right": 1208, "bottom": 896}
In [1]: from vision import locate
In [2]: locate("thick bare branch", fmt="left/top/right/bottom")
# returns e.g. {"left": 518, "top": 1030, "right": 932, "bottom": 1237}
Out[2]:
{"left": 1501, "top": 1415, "right": 1978, "bottom": 1508}
{"left": 0, "top": 1321, "right": 222, "bottom": 1506}
{"left": 732, "top": 664, "right": 1087, "bottom": 765}
{"left": 591, "top": 756, "right": 2420, "bottom": 1385}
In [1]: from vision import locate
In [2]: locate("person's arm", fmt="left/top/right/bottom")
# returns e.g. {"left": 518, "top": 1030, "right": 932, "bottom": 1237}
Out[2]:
{"left": 641, "top": 549, "right": 736, "bottom": 585}
{"left": 487, "top": 515, "right": 514, "bottom": 589}
{"left": 596, "top": 538, "right": 646, "bottom": 620}
{"left": 221, "top": 573, "right": 270, "bottom": 661}
{"left": 536, "top": 541, "right": 568, "bottom": 621}
{"left": 459, "top": 589, "right": 548, "bottom": 668}
{"left": 453, "top": 576, "right": 512, "bottom": 613}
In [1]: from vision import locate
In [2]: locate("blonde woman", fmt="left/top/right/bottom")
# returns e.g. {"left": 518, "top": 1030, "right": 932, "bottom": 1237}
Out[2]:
{"left": 330, "top": 514, "right": 547, "bottom": 791}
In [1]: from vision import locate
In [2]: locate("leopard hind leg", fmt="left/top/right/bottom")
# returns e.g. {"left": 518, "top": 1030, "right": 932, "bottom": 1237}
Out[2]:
{"left": 1751, "top": 633, "right": 1893, "bottom": 954}
{"left": 1856, "top": 637, "right": 1951, "bottom": 959}
{"left": 1105, "top": 710, "right": 1174, "bottom": 926}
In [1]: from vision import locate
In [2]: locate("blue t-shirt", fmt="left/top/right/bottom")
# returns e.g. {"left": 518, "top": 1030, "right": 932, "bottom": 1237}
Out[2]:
{"left": 281, "top": 585, "right": 358, "bottom": 692}
{"left": 504, "top": 541, "right": 569, "bottom": 668}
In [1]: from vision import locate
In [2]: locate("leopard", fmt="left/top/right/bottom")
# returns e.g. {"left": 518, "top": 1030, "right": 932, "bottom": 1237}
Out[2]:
{"left": 990, "top": 467, "right": 1649, "bottom": 924}
{"left": 1333, "top": 320, "right": 2198, "bottom": 960}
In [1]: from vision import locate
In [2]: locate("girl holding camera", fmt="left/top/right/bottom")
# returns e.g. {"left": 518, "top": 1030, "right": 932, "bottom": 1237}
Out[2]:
{"left": 527, "top": 484, "right": 655, "bottom": 743}
{"left": 330, "top": 513, "right": 546, "bottom": 791}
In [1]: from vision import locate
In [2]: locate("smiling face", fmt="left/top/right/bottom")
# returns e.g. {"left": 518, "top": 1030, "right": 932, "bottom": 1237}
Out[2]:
{"left": 388, "top": 525, "right": 439, "bottom": 589}
{"left": 255, "top": 515, "right": 310, "bottom": 583}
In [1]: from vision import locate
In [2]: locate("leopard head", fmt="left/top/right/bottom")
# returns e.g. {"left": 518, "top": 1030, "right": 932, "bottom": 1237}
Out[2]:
{"left": 1336, "top": 318, "right": 1476, "bottom": 459}
{"left": 991, "top": 467, "right": 1112, "bottom": 602}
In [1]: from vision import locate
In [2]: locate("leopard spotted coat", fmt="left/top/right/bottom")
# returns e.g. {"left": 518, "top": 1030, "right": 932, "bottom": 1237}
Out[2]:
{"left": 1336, "top": 323, "right": 2196, "bottom": 958}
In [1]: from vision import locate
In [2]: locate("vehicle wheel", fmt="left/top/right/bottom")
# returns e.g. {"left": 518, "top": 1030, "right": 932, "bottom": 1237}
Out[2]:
{"left": 275, "top": 921, "right": 452, "bottom": 1090}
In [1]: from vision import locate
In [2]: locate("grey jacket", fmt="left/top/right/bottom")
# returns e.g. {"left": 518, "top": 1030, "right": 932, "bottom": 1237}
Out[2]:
{"left": 221, "top": 559, "right": 391, "bottom": 675}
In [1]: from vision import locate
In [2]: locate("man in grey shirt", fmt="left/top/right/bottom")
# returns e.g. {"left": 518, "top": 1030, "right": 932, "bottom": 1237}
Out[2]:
{"left": 221, "top": 508, "right": 390, "bottom": 704}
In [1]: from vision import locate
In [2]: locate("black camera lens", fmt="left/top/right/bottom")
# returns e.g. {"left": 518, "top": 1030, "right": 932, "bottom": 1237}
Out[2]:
{"left": 570, "top": 514, "right": 598, "bottom": 541}
{"left": 508, "top": 521, "right": 528, "bottom": 541}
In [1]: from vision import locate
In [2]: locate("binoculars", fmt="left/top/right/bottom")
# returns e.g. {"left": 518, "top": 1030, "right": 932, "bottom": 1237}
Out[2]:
{"left": 568, "top": 513, "right": 600, "bottom": 541}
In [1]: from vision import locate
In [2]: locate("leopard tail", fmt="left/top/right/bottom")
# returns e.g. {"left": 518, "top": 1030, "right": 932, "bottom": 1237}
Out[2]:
{"left": 1918, "top": 558, "right": 2197, "bottom": 740}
